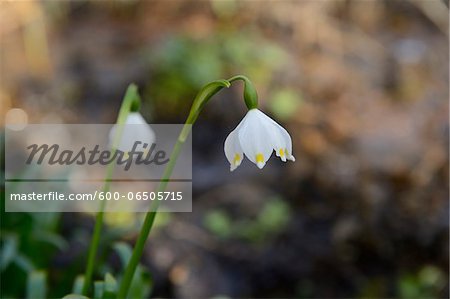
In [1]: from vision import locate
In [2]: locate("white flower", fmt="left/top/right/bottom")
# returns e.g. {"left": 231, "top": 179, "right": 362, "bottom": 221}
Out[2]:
{"left": 109, "top": 112, "right": 155, "bottom": 156}
{"left": 224, "top": 109, "right": 295, "bottom": 171}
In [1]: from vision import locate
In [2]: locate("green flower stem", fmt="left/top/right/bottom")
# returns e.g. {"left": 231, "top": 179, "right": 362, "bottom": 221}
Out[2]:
{"left": 117, "top": 79, "right": 234, "bottom": 298}
{"left": 82, "top": 84, "right": 141, "bottom": 296}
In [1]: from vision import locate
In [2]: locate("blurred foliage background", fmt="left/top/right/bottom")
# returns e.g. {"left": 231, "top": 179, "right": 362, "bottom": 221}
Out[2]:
{"left": 1, "top": 0, "right": 449, "bottom": 298}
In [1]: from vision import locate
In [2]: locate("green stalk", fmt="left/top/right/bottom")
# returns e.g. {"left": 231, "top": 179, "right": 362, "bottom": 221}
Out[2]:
{"left": 82, "top": 84, "right": 142, "bottom": 296}
{"left": 117, "top": 79, "right": 233, "bottom": 298}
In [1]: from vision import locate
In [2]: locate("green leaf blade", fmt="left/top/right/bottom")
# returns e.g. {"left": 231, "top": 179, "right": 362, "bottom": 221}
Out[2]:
{"left": 26, "top": 270, "right": 47, "bottom": 299}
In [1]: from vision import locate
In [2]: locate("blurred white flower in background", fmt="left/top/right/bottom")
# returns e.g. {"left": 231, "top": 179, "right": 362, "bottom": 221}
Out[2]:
{"left": 224, "top": 109, "right": 295, "bottom": 171}
{"left": 109, "top": 112, "right": 155, "bottom": 155}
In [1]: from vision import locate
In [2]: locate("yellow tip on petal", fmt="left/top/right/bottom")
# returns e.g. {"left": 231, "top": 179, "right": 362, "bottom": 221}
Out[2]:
{"left": 233, "top": 153, "right": 241, "bottom": 165}
{"left": 255, "top": 153, "right": 265, "bottom": 169}
{"left": 256, "top": 153, "right": 264, "bottom": 163}
{"left": 278, "top": 148, "right": 287, "bottom": 162}
{"left": 230, "top": 153, "right": 242, "bottom": 171}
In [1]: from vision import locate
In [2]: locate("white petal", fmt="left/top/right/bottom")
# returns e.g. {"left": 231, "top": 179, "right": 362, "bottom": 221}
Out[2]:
{"left": 254, "top": 109, "right": 295, "bottom": 162}
{"left": 238, "top": 109, "right": 274, "bottom": 169}
{"left": 274, "top": 123, "right": 295, "bottom": 161}
{"left": 224, "top": 129, "right": 243, "bottom": 171}
{"left": 271, "top": 123, "right": 295, "bottom": 161}
{"left": 223, "top": 114, "right": 249, "bottom": 171}
{"left": 124, "top": 112, "right": 147, "bottom": 125}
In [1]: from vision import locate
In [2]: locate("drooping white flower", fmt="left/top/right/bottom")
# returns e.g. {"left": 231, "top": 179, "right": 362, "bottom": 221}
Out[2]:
{"left": 109, "top": 112, "right": 155, "bottom": 156}
{"left": 224, "top": 109, "right": 295, "bottom": 171}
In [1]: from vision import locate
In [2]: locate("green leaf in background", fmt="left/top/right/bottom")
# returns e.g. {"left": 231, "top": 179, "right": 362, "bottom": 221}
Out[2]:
{"left": 152, "top": 212, "right": 172, "bottom": 229}
{"left": 33, "top": 230, "right": 68, "bottom": 251}
{"left": 72, "top": 275, "right": 85, "bottom": 294}
{"left": 26, "top": 270, "right": 47, "bottom": 299}
{"left": 113, "top": 242, "right": 133, "bottom": 267}
{"left": 103, "top": 273, "right": 117, "bottom": 299}
{"left": 257, "top": 197, "right": 291, "bottom": 233}
{"left": 14, "top": 254, "right": 35, "bottom": 273}
{"left": 204, "top": 197, "right": 291, "bottom": 243}
{"left": 127, "top": 265, "right": 152, "bottom": 299}
{"left": 94, "top": 281, "right": 104, "bottom": 299}
{"left": 113, "top": 242, "right": 152, "bottom": 299}
{"left": 204, "top": 210, "right": 233, "bottom": 238}
{"left": 398, "top": 273, "right": 421, "bottom": 299}
{"left": 210, "top": 0, "right": 237, "bottom": 18}
{"left": 397, "top": 265, "right": 446, "bottom": 299}
{"left": 268, "top": 89, "right": 301, "bottom": 121}
{"left": 1, "top": 235, "right": 18, "bottom": 271}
